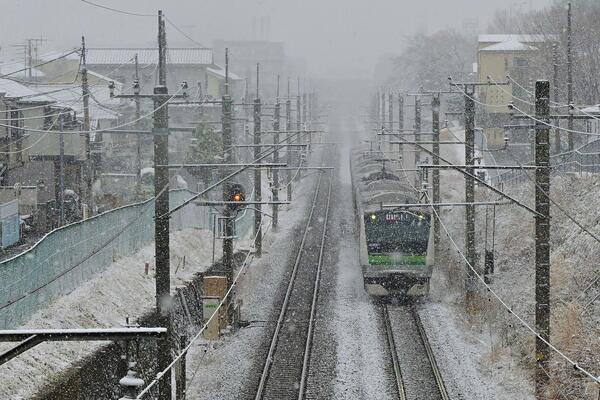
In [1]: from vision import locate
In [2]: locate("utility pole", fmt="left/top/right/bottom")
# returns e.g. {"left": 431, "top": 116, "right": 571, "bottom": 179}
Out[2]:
{"left": 253, "top": 63, "right": 262, "bottom": 257}
{"left": 81, "top": 36, "right": 93, "bottom": 216}
{"left": 381, "top": 91, "right": 386, "bottom": 127}
{"left": 286, "top": 79, "right": 292, "bottom": 202}
{"left": 566, "top": 1, "right": 574, "bottom": 152}
{"left": 388, "top": 93, "right": 393, "bottom": 151}
{"left": 296, "top": 78, "right": 302, "bottom": 147}
{"left": 552, "top": 44, "right": 561, "bottom": 155}
{"left": 154, "top": 11, "right": 172, "bottom": 400}
{"left": 414, "top": 97, "right": 422, "bottom": 183}
{"left": 222, "top": 48, "right": 235, "bottom": 290}
{"left": 272, "top": 76, "right": 281, "bottom": 230}
{"left": 59, "top": 117, "right": 65, "bottom": 226}
{"left": 398, "top": 94, "right": 404, "bottom": 158}
{"left": 534, "top": 80, "right": 551, "bottom": 399}
{"left": 27, "top": 39, "right": 33, "bottom": 79}
{"left": 380, "top": 91, "right": 386, "bottom": 150}
{"left": 134, "top": 53, "right": 142, "bottom": 198}
{"left": 388, "top": 93, "right": 393, "bottom": 131}
{"left": 432, "top": 94, "right": 441, "bottom": 262}
{"left": 464, "top": 84, "right": 477, "bottom": 307}
{"left": 302, "top": 92, "right": 308, "bottom": 149}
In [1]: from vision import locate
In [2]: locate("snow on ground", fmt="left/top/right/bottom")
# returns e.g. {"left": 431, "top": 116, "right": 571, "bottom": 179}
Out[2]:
{"left": 185, "top": 153, "right": 320, "bottom": 399}
{"left": 419, "top": 302, "right": 534, "bottom": 400}
{"left": 0, "top": 228, "right": 216, "bottom": 399}
{"left": 331, "top": 120, "right": 395, "bottom": 399}
{"left": 332, "top": 237, "right": 395, "bottom": 400}
{"left": 423, "top": 123, "right": 600, "bottom": 398}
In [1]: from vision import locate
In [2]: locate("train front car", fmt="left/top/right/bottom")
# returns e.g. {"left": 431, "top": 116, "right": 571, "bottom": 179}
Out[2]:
{"left": 362, "top": 207, "right": 432, "bottom": 297}
{"left": 350, "top": 146, "right": 433, "bottom": 298}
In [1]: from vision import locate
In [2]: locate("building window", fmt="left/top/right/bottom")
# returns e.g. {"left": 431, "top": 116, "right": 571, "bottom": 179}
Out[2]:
{"left": 514, "top": 58, "right": 529, "bottom": 67}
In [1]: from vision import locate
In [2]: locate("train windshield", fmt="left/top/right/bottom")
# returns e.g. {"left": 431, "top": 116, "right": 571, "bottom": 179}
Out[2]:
{"left": 364, "top": 211, "right": 430, "bottom": 265}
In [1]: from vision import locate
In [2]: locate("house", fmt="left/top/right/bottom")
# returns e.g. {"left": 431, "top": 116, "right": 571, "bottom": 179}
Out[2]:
{"left": 477, "top": 34, "right": 557, "bottom": 147}
{"left": 0, "top": 78, "right": 88, "bottom": 227}
{"left": 205, "top": 65, "right": 243, "bottom": 99}
{"left": 82, "top": 47, "right": 214, "bottom": 95}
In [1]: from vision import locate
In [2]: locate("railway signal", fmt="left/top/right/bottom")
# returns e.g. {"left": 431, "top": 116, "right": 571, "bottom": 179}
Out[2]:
{"left": 227, "top": 183, "right": 246, "bottom": 212}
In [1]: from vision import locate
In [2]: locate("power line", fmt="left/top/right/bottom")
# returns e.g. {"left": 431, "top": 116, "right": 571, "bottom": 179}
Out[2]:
{"left": 410, "top": 157, "right": 600, "bottom": 385}
{"left": 164, "top": 16, "right": 204, "bottom": 48}
{"left": 79, "top": 0, "right": 154, "bottom": 17}
{"left": 503, "top": 146, "right": 600, "bottom": 245}
{"left": 511, "top": 103, "right": 600, "bottom": 137}
{"left": 0, "top": 49, "right": 80, "bottom": 79}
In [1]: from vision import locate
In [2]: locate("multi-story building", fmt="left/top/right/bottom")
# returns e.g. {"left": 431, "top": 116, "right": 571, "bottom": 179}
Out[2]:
{"left": 477, "top": 34, "right": 556, "bottom": 147}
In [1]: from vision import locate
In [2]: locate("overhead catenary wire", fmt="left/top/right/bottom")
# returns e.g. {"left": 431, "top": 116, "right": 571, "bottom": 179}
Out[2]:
{"left": 511, "top": 103, "right": 600, "bottom": 137}
{"left": 2, "top": 115, "right": 307, "bottom": 304}
{"left": 503, "top": 145, "right": 600, "bottom": 245}
{"left": 0, "top": 86, "right": 184, "bottom": 135}
{"left": 507, "top": 74, "right": 600, "bottom": 118}
{"left": 395, "top": 150, "right": 599, "bottom": 385}
{"left": 136, "top": 211, "right": 276, "bottom": 399}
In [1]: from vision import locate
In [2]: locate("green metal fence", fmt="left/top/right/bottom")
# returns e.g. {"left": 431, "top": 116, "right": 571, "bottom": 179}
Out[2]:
{"left": 0, "top": 189, "right": 252, "bottom": 328}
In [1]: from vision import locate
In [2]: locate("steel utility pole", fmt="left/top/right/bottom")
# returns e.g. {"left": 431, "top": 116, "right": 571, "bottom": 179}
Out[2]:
{"left": 302, "top": 92, "right": 308, "bottom": 149}
{"left": 432, "top": 94, "right": 441, "bottom": 262}
{"left": 81, "top": 36, "right": 93, "bottom": 216}
{"left": 296, "top": 78, "right": 302, "bottom": 148}
{"left": 134, "top": 53, "right": 142, "bottom": 197}
{"left": 253, "top": 63, "right": 262, "bottom": 257}
{"left": 388, "top": 93, "right": 393, "bottom": 151}
{"left": 534, "top": 80, "right": 551, "bottom": 398}
{"left": 381, "top": 91, "right": 386, "bottom": 127}
{"left": 552, "top": 44, "right": 561, "bottom": 155}
{"left": 464, "top": 84, "right": 477, "bottom": 307}
{"left": 154, "top": 11, "right": 172, "bottom": 400}
{"left": 414, "top": 97, "right": 422, "bottom": 184}
{"left": 222, "top": 48, "right": 235, "bottom": 290}
{"left": 398, "top": 94, "right": 404, "bottom": 158}
{"left": 59, "top": 117, "right": 65, "bottom": 226}
{"left": 286, "top": 79, "right": 292, "bottom": 202}
{"left": 272, "top": 76, "right": 281, "bottom": 230}
{"left": 566, "top": 1, "right": 574, "bottom": 152}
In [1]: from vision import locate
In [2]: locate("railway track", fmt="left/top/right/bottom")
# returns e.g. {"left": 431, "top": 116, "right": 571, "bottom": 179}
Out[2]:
{"left": 254, "top": 170, "right": 333, "bottom": 400}
{"left": 383, "top": 304, "right": 449, "bottom": 400}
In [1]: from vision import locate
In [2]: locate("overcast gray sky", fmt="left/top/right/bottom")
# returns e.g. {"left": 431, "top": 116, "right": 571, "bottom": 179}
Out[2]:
{"left": 0, "top": 0, "right": 552, "bottom": 79}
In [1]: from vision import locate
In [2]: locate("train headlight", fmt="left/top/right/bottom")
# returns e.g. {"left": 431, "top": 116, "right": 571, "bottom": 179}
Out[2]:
{"left": 370, "top": 214, "right": 377, "bottom": 221}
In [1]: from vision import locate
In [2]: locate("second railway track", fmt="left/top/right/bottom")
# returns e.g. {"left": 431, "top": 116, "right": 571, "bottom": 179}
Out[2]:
{"left": 254, "top": 170, "right": 333, "bottom": 400}
{"left": 383, "top": 304, "right": 450, "bottom": 400}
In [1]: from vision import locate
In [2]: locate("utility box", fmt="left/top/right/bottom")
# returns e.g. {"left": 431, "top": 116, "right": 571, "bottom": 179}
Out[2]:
{"left": 203, "top": 275, "right": 228, "bottom": 334}
{"left": 0, "top": 198, "right": 19, "bottom": 249}
{"left": 202, "top": 296, "right": 220, "bottom": 340}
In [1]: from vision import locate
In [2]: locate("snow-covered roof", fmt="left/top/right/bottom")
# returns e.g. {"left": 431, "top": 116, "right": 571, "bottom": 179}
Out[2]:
{"left": 0, "top": 79, "right": 54, "bottom": 103}
{"left": 206, "top": 65, "right": 242, "bottom": 80}
{"left": 580, "top": 104, "right": 600, "bottom": 114}
{"left": 26, "top": 84, "right": 122, "bottom": 122}
{"left": 480, "top": 38, "right": 539, "bottom": 52}
{"left": 478, "top": 34, "right": 557, "bottom": 44}
{"left": 0, "top": 63, "right": 46, "bottom": 78}
{"left": 86, "top": 69, "right": 123, "bottom": 85}
{"left": 84, "top": 48, "right": 213, "bottom": 66}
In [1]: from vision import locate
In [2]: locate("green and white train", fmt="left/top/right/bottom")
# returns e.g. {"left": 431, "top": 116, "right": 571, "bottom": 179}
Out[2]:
{"left": 350, "top": 146, "right": 433, "bottom": 298}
